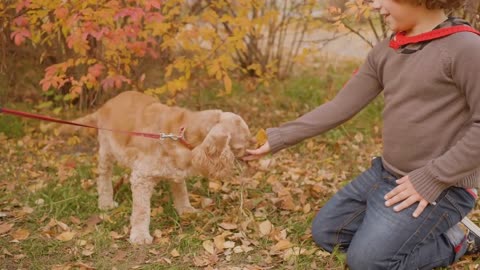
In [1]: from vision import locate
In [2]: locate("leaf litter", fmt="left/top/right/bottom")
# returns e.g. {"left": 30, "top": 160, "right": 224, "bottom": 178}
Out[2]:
{"left": 1, "top": 90, "right": 476, "bottom": 269}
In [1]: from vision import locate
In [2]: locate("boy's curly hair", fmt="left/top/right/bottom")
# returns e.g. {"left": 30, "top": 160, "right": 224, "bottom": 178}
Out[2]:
{"left": 401, "top": 0, "right": 466, "bottom": 10}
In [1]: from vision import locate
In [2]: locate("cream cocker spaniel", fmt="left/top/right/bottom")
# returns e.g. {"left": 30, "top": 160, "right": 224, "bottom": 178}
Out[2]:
{"left": 61, "top": 91, "right": 251, "bottom": 244}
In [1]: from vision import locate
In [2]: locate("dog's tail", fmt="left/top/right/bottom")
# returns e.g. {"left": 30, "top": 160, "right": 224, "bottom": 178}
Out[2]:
{"left": 57, "top": 112, "right": 98, "bottom": 135}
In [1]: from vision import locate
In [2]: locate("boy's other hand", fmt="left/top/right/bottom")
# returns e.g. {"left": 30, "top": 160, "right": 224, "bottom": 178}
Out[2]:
{"left": 242, "top": 142, "right": 271, "bottom": 161}
{"left": 384, "top": 175, "right": 429, "bottom": 218}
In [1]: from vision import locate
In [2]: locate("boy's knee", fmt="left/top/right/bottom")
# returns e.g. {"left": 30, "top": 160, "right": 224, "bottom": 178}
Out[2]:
{"left": 347, "top": 246, "right": 385, "bottom": 270}
{"left": 347, "top": 246, "right": 373, "bottom": 270}
{"left": 347, "top": 243, "right": 406, "bottom": 270}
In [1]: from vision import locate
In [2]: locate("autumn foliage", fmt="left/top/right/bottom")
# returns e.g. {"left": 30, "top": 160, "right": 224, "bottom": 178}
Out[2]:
{"left": 5, "top": 0, "right": 168, "bottom": 106}
{"left": 5, "top": 0, "right": 479, "bottom": 109}
{"left": 2, "top": 0, "right": 324, "bottom": 108}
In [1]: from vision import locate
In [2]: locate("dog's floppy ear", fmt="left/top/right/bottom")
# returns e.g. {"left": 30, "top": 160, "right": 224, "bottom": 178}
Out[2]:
{"left": 191, "top": 124, "right": 235, "bottom": 180}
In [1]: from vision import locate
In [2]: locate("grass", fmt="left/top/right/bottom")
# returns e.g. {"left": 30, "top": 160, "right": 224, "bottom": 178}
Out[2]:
{"left": 1, "top": 58, "right": 479, "bottom": 269}
{"left": 0, "top": 113, "right": 25, "bottom": 138}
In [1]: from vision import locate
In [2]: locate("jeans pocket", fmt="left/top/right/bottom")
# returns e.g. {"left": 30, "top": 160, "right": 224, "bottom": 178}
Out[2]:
{"left": 444, "top": 187, "right": 476, "bottom": 219}
{"left": 381, "top": 171, "right": 397, "bottom": 185}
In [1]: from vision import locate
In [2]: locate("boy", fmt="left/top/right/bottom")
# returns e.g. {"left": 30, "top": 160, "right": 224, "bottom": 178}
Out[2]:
{"left": 243, "top": 0, "right": 480, "bottom": 268}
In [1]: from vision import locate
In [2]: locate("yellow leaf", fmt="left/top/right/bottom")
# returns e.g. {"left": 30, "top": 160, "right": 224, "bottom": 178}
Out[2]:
{"left": 255, "top": 128, "right": 268, "bottom": 147}
{"left": 202, "top": 240, "right": 215, "bottom": 255}
{"left": 316, "top": 249, "right": 331, "bottom": 257}
{"left": 0, "top": 223, "right": 14, "bottom": 234}
{"left": 272, "top": 240, "right": 293, "bottom": 252}
{"left": 77, "top": 240, "right": 87, "bottom": 246}
{"left": 82, "top": 249, "right": 94, "bottom": 256}
{"left": 223, "top": 74, "right": 232, "bottom": 94}
{"left": 208, "top": 181, "right": 222, "bottom": 192}
{"left": 213, "top": 235, "right": 225, "bottom": 250}
{"left": 109, "top": 231, "right": 124, "bottom": 239}
{"left": 259, "top": 220, "right": 273, "bottom": 236}
{"left": 233, "top": 245, "right": 243, "bottom": 253}
{"left": 11, "top": 229, "right": 30, "bottom": 241}
{"left": 201, "top": 197, "right": 213, "bottom": 209}
{"left": 151, "top": 206, "right": 164, "bottom": 217}
{"left": 56, "top": 231, "right": 76, "bottom": 241}
{"left": 303, "top": 203, "right": 311, "bottom": 214}
{"left": 223, "top": 241, "right": 235, "bottom": 249}
{"left": 51, "top": 264, "right": 72, "bottom": 270}
{"left": 170, "top": 248, "right": 180, "bottom": 257}
{"left": 218, "top": 222, "right": 237, "bottom": 230}
{"left": 149, "top": 249, "right": 160, "bottom": 255}
{"left": 153, "top": 229, "right": 162, "bottom": 239}
{"left": 56, "top": 221, "right": 69, "bottom": 231}
{"left": 67, "top": 136, "right": 80, "bottom": 146}
{"left": 354, "top": 132, "right": 364, "bottom": 143}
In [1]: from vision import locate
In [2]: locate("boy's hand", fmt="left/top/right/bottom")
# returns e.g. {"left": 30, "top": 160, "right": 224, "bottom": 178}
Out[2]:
{"left": 384, "top": 176, "right": 429, "bottom": 218}
{"left": 242, "top": 142, "right": 271, "bottom": 161}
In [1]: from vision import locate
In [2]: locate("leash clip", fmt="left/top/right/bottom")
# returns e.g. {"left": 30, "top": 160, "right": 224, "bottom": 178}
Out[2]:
{"left": 159, "top": 133, "right": 180, "bottom": 141}
{"left": 159, "top": 127, "right": 187, "bottom": 142}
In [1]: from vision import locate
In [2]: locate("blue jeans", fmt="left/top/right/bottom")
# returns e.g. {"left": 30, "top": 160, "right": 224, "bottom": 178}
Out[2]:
{"left": 312, "top": 157, "right": 475, "bottom": 270}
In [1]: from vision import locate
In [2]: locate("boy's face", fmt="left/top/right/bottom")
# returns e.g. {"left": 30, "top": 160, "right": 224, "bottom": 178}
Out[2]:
{"left": 370, "top": 0, "right": 422, "bottom": 33}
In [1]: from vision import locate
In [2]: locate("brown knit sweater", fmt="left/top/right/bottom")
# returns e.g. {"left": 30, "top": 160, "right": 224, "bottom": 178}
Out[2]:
{"left": 266, "top": 21, "right": 480, "bottom": 203}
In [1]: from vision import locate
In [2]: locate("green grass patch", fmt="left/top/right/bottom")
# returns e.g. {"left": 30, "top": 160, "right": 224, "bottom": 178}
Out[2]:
{"left": 0, "top": 113, "right": 25, "bottom": 138}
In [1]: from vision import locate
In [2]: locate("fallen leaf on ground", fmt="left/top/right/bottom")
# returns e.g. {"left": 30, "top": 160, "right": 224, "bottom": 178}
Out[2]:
{"left": 271, "top": 240, "right": 293, "bottom": 252}
{"left": 110, "top": 231, "right": 124, "bottom": 239}
{"left": 81, "top": 249, "right": 94, "bottom": 256}
{"left": 259, "top": 220, "right": 273, "bottom": 236}
{"left": 11, "top": 228, "right": 30, "bottom": 241}
{"left": 219, "top": 222, "right": 237, "bottom": 230}
{"left": 56, "top": 231, "right": 76, "bottom": 241}
{"left": 0, "top": 223, "right": 13, "bottom": 234}
{"left": 214, "top": 235, "right": 225, "bottom": 250}
{"left": 203, "top": 240, "right": 215, "bottom": 255}
{"left": 170, "top": 248, "right": 180, "bottom": 257}
{"left": 223, "top": 241, "right": 235, "bottom": 249}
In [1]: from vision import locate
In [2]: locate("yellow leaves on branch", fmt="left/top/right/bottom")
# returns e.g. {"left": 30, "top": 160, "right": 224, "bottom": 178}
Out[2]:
{"left": 329, "top": 0, "right": 377, "bottom": 35}
{"left": 223, "top": 74, "right": 232, "bottom": 94}
{"left": 9, "top": 0, "right": 326, "bottom": 103}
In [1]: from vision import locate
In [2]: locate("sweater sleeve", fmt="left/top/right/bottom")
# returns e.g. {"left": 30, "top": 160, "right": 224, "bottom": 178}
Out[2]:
{"left": 408, "top": 33, "right": 480, "bottom": 203}
{"left": 267, "top": 47, "right": 384, "bottom": 154}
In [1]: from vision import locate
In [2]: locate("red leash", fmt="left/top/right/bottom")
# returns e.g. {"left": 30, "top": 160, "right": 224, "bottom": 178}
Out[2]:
{"left": 0, "top": 107, "right": 194, "bottom": 149}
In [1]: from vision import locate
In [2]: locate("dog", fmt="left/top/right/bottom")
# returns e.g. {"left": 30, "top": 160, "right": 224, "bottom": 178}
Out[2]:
{"left": 60, "top": 91, "right": 251, "bottom": 244}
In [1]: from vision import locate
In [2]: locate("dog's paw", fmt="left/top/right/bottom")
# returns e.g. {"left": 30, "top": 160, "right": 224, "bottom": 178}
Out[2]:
{"left": 98, "top": 201, "right": 118, "bottom": 210}
{"left": 129, "top": 231, "right": 153, "bottom": 245}
{"left": 177, "top": 206, "right": 200, "bottom": 216}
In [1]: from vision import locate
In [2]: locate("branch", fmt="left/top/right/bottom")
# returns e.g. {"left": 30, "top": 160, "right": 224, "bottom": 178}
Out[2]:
{"left": 341, "top": 20, "right": 374, "bottom": 48}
